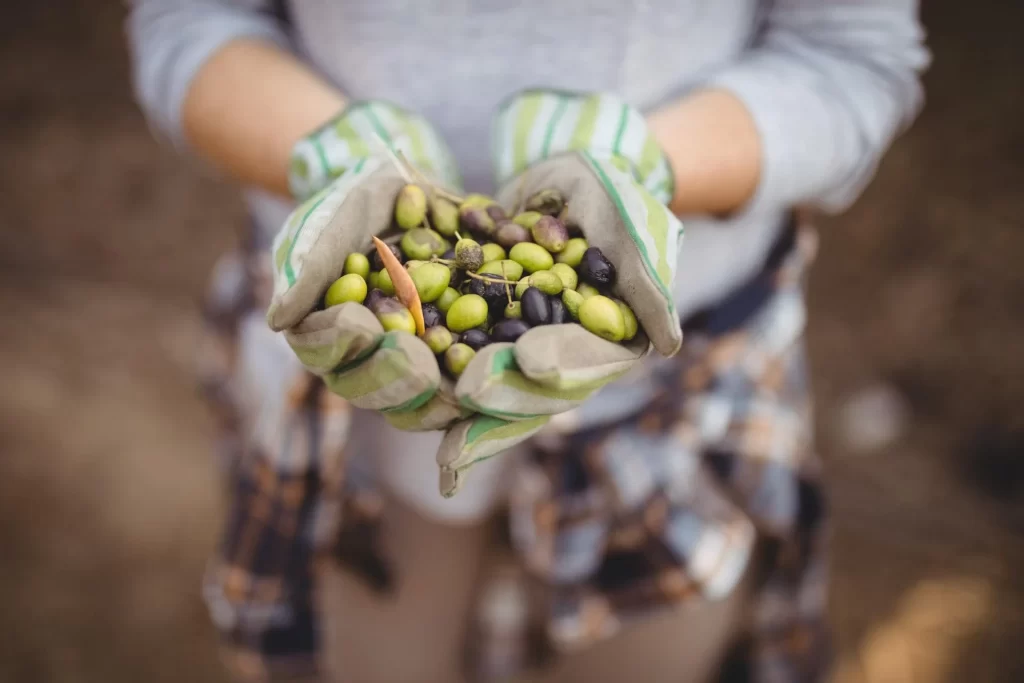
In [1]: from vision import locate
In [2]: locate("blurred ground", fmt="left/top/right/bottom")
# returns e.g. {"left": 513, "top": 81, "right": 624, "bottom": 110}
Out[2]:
{"left": 1, "top": 1, "right": 1022, "bottom": 682}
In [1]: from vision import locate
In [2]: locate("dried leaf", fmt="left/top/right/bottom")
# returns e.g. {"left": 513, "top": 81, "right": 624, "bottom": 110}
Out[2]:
{"left": 372, "top": 236, "right": 425, "bottom": 335}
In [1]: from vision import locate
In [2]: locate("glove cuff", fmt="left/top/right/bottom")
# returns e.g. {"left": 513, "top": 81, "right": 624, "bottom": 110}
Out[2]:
{"left": 289, "top": 100, "right": 462, "bottom": 201}
{"left": 491, "top": 90, "right": 675, "bottom": 205}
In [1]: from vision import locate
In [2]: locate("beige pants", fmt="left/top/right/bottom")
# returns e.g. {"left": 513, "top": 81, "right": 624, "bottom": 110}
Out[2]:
{"left": 321, "top": 493, "right": 755, "bottom": 683}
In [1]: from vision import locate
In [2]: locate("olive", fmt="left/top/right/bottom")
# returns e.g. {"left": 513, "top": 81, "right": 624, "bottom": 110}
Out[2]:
{"left": 561, "top": 289, "right": 584, "bottom": 320}
{"left": 377, "top": 269, "right": 396, "bottom": 296}
{"left": 480, "top": 243, "right": 507, "bottom": 263}
{"left": 492, "top": 319, "right": 530, "bottom": 343}
{"left": 477, "top": 259, "right": 524, "bottom": 282}
{"left": 527, "top": 271, "right": 563, "bottom": 296}
{"left": 435, "top": 287, "right": 461, "bottom": 313}
{"left": 495, "top": 220, "right": 531, "bottom": 249}
{"left": 486, "top": 204, "right": 508, "bottom": 223}
{"left": 371, "top": 242, "right": 404, "bottom": 271}
{"left": 444, "top": 343, "right": 476, "bottom": 378}
{"left": 446, "top": 294, "right": 489, "bottom": 333}
{"left": 578, "top": 295, "right": 625, "bottom": 342}
{"left": 455, "top": 238, "right": 484, "bottom": 271}
{"left": 460, "top": 328, "right": 490, "bottom": 351}
{"left": 525, "top": 188, "right": 564, "bottom": 216}
{"left": 395, "top": 184, "right": 428, "bottom": 229}
{"left": 364, "top": 289, "right": 389, "bottom": 313}
{"left": 555, "top": 237, "right": 588, "bottom": 267}
{"left": 549, "top": 295, "right": 568, "bottom": 324}
{"left": 616, "top": 299, "right": 638, "bottom": 341}
{"left": 324, "top": 273, "right": 368, "bottom": 306}
{"left": 530, "top": 216, "right": 569, "bottom": 253}
{"left": 512, "top": 212, "right": 543, "bottom": 230}
{"left": 431, "top": 197, "right": 460, "bottom": 237}
{"left": 410, "top": 262, "right": 451, "bottom": 302}
{"left": 549, "top": 263, "right": 578, "bottom": 291}
{"left": 344, "top": 253, "right": 371, "bottom": 279}
{"left": 441, "top": 248, "right": 456, "bottom": 260}
{"left": 459, "top": 206, "right": 496, "bottom": 238}
{"left": 421, "top": 302, "right": 444, "bottom": 329}
{"left": 367, "top": 271, "right": 380, "bottom": 291}
{"left": 521, "top": 287, "right": 552, "bottom": 326}
{"left": 576, "top": 283, "right": 600, "bottom": 300}
{"left": 468, "top": 275, "right": 511, "bottom": 313}
{"left": 401, "top": 228, "right": 447, "bottom": 261}
{"left": 405, "top": 259, "right": 426, "bottom": 271}
{"left": 578, "top": 247, "right": 616, "bottom": 287}
{"left": 422, "top": 326, "right": 454, "bottom": 355}
{"left": 375, "top": 298, "right": 418, "bottom": 335}
{"left": 509, "top": 242, "right": 554, "bottom": 273}
{"left": 504, "top": 301, "right": 522, "bottom": 319}
{"left": 514, "top": 276, "right": 532, "bottom": 300}
{"left": 460, "top": 193, "right": 496, "bottom": 209}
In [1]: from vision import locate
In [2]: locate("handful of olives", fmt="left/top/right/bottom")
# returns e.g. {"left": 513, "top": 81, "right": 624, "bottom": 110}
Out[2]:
{"left": 321, "top": 186, "right": 640, "bottom": 378}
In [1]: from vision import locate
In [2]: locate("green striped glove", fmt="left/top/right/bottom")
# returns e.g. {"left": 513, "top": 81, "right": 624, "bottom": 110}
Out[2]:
{"left": 435, "top": 90, "right": 685, "bottom": 497}
{"left": 268, "top": 101, "right": 467, "bottom": 429}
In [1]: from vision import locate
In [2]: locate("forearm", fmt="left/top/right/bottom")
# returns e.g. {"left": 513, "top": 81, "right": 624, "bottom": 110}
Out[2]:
{"left": 648, "top": 89, "right": 762, "bottom": 217}
{"left": 183, "top": 38, "right": 346, "bottom": 197}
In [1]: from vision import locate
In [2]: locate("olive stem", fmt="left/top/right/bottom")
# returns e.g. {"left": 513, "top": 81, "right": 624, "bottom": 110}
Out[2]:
{"left": 463, "top": 270, "right": 518, "bottom": 286}
{"left": 501, "top": 262, "right": 512, "bottom": 304}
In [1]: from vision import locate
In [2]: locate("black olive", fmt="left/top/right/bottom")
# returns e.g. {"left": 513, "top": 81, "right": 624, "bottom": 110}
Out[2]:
{"left": 578, "top": 247, "right": 616, "bottom": 287}
{"left": 468, "top": 275, "right": 509, "bottom": 313}
{"left": 491, "top": 319, "right": 530, "bottom": 343}
{"left": 421, "top": 303, "right": 443, "bottom": 329}
{"left": 521, "top": 287, "right": 552, "bottom": 326}
{"left": 441, "top": 248, "right": 456, "bottom": 260}
{"left": 370, "top": 242, "right": 404, "bottom": 271}
{"left": 460, "top": 328, "right": 490, "bottom": 351}
{"left": 549, "top": 295, "right": 567, "bottom": 324}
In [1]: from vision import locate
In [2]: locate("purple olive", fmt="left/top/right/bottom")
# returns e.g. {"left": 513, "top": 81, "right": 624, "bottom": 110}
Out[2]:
{"left": 421, "top": 303, "right": 443, "bottom": 329}
{"left": 495, "top": 220, "right": 532, "bottom": 249}
{"left": 370, "top": 242, "right": 404, "bottom": 271}
{"left": 530, "top": 216, "right": 569, "bottom": 253}
{"left": 578, "top": 247, "right": 616, "bottom": 287}
{"left": 486, "top": 204, "right": 508, "bottom": 223}
{"left": 549, "top": 295, "right": 567, "bottom": 324}
{"left": 491, "top": 319, "right": 530, "bottom": 343}
{"left": 460, "top": 328, "right": 490, "bottom": 351}
{"left": 364, "top": 289, "right": 390, "bottom": 313}
{"left": 521, "top": 287, "right": 552, "bottom": 326}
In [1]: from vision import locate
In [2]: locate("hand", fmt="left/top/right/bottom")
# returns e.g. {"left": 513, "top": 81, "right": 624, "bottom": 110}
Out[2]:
{"left": 433, "top": 91, "right": 685, "bottom": 497}
{"left": 268, "top": 101, "right": 466, "bottom": 430}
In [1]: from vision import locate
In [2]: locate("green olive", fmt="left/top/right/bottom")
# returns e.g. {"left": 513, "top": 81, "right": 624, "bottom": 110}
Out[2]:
{"left": 514, "top": 276, "right": 532, "bottom": 300}
{"left": 524, "top": 188, "right": 564, "bottom": 216}
{"left": 444, "top": 343, "right": 476, "bottom": 377}
{"left": 343, "top": 253, "right": 371, "bottom": 279}
{"left": 477, "top": 259, "right": 524, "bottom": 282}
{"left": 446, "top": 294, "right": 489, "bottom": 333}
{"left": 368, "top": 271, "right": 380, "bottom": 291}
{"left": 455, "top": 238, "right": 484, "bottom": 271}
{"left": 556, "top": 237, "right": 589, "bottom": 267}
{"left": 578, "top": 295, "right": 626, "bottom": 342}
{"left": 405, "top": 259, "right": 426, "bottom": 271}
{"left": 410, "top": 262, "right": 451, "bottom": 302}
{"left": 395, "top": 184, "right": 428, "bottom": 229}
{"left": 422, "top": 326, "right": 454, "bottom": 355}
{"left": 324, "top": 273, "right": 367, "bottom": 306}
{"left": 435, "top": 287, "right": 461, "bottom": 313}
{"left": 400, "top": 227, "right": 447, "bottom": 260}
{"left": 527, "top": 270, "right": 563, "bottom": 296}
{"left": 616, "top": 299, "right": 638, "bottom": 341}
{"left": 509, "top": 242, "right": 554, "bottom": 273}
{"left": 377, "top": 269, "right": 396, "bottom": 296}
{"left": 375, "top": 299, "right": 417, "bottom": 335}
{"left": 549, "top": 263, "right": 578, "bottom": 290}
{"left": 480, "top": 243, "right": 506, "bottom": 263}
{"left": 562, "top": 289, "right": 584, "bottom": 321}
{"left": 504, "top": 301, "right": 523, "bottom": 319}
{"left": 512, "top": 211, "right": 543, "bottom": 230}
{"left": 576, "top": 283, "right": 600, "bottom": 300}
{"left": 431, "top": 196, "right": 460, "bottom": 236}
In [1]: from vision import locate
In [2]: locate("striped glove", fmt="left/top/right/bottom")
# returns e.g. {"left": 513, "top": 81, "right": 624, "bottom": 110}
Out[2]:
{"left": 435, "top": 90, "right": 685, "bottom": 497}
{"left": 268, "top": 101, "right": 468, "bottom": 430}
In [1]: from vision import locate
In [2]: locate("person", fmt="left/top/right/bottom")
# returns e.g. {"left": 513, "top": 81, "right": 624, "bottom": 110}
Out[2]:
{"left": 126, "top": 1, "right": 930, "bottom": 681}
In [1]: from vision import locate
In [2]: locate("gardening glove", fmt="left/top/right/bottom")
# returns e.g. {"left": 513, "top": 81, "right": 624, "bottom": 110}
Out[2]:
{"left": 268, "top": 101, "right": 469, "bottom": 430}
{"left": 435, "top": 90, "right": 685, "bottom": 497}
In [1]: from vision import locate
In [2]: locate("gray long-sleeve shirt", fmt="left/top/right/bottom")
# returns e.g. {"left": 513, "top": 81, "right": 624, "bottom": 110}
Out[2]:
{"left": 126, "top": 0, "right": 929, "bottom": 318}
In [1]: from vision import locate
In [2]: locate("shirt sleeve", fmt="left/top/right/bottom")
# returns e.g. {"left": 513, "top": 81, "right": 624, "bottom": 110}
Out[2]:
{"left": 702, "top": 0, "right": 931, "bottom": 214}
{"left": 125, "top": 0, "right": 290, "bottom": 147}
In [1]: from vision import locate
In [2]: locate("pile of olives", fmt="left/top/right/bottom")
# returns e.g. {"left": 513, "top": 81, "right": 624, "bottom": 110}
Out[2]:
{"left": 322, "top": 185, "right": 639, "bottom": 378}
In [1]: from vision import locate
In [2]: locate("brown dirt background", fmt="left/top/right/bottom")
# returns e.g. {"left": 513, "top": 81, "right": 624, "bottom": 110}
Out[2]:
{"left": 0, "top": 1, "right": 1021, "bottom": 681}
